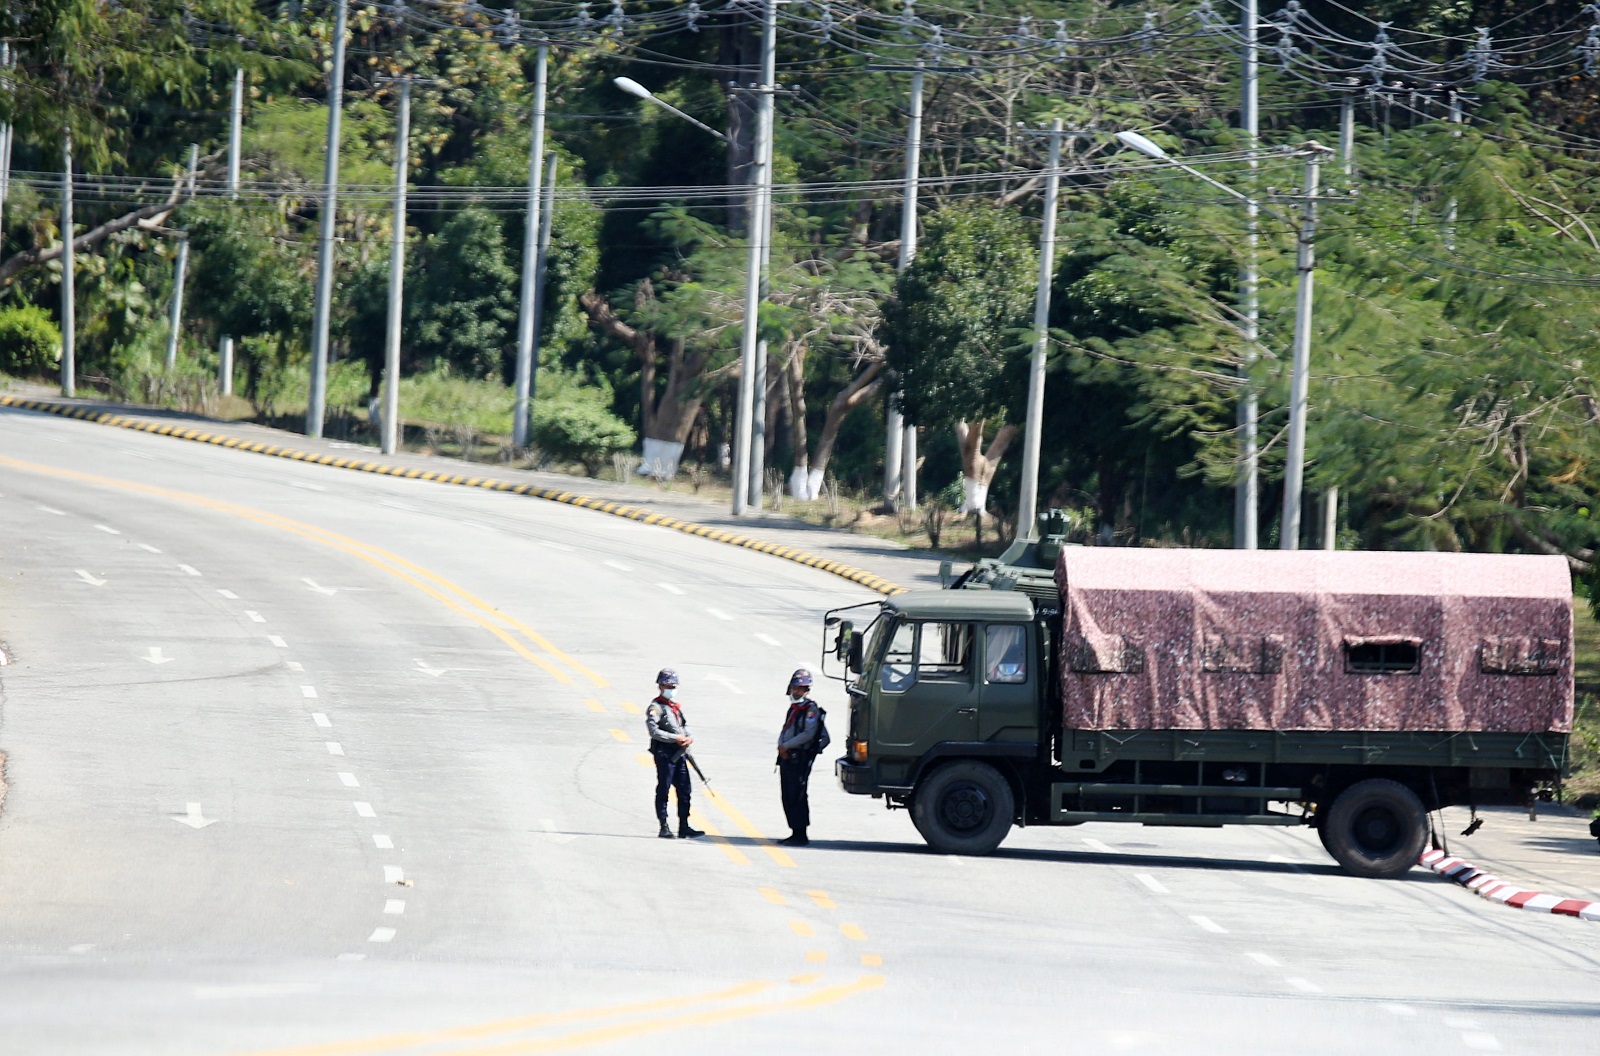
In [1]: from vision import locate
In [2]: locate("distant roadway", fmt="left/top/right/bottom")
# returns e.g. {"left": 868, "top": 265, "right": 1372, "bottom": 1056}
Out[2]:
{"left": 1, "top": 404, "right": 1598, "bottom": 1055}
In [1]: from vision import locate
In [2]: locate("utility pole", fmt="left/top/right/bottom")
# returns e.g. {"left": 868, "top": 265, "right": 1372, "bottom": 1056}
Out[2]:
{"left": 1279, "top": 144, "right": 1333, "bottom": 551}
{"left": 380, "top": 77, "right": 412, "bottom": 456}
{"left": 0, "top": 44, "right": 12, "bottom": 233}
{"left": 1339, "top": 92, "right": 1355, "bottom": 176}
{"left": 1236, "top": 0, "right": 1260, "bottom": 550}
{"left": 1444, "top": 90, "right": 1460, "bottom": 251}
{"left": 165, "top": 144, "right": 199, "bottom": 372}
{"left": 60, "top": 133, "right": 75, "bottom": 398}
{"left": 219, "top": 336, "right": 234, "bottom": 395}
{"left": 731, "top": 0, "right": 776, "bottom": 517}
{"left": 513, "top": 42, "right": 549, "bottom": 450}
{"left": 749, "top": 78, "right": 776, "bottom": 511}
{"left": 884, "top": 63, "right": 925, "bottom": 512}
{"left": 228, "top": 67, "right": 244, "bottom": 197}
{"left": 307, "top": 0, "right": 350, "bottom": 439}
{"left": 527, "top": 150, "right": 558, "bottom": 416}
{"left": 1016, "top": 119, "right": 1066, "bottom": 537}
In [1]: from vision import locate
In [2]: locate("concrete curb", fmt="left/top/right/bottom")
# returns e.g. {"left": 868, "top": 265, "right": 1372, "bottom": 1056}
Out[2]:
{"left": 1, "top": 394, "right": 905, "bottom": 597}
{"left": 1419, "top": 847, "right": 1600, "bottom": 921}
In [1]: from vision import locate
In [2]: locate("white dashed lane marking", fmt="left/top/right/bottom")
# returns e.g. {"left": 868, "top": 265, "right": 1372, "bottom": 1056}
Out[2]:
{"left": 1247, "top": 952, "right": 1281, "bottom": 968}
{"left": 368, "top": 929, "right": 395, "bottom": 943}
{"left": 1286, "top": 977, "right": 1321, "bottom": 993}
{"left": 1083, "top": 838, "right": 1114, "bottom": 853}
{"left": 604, "top": 560, "right": 633, "bottom": 572}
{"left": 217, "top": 589, "right": 238, "bottom": 599}
{"left": 312, "top": 713, "right": 332, "bottom": 728}
{"left": 706, "top": 608, "right": 733, "bottom": 621}
{"left": 383, "top": 900, "right": 405, "bottom": 915}
{"left": 268, "top": 635, "right": 288, "bottom": 648}
{"left": 137, "top": 543, "right": 161, "bottom": 554}
{"left": 245, "top": 611, "right": 266, "bottom": 623}
{"left": 384, "top": 866, "right": 404, "bottom": 884}
{"left": 94, "top": 524, "right": 120, "bottom": 535}
{"left": 354, "top": 802, "right": 376, "bottom": 818}
{"left": 37, "top": 505, "right": 66, "bottom": 515}
{"left": 339, "top": 773, "right": 359, "bottom": 788}
{"left": 754, "top": 633, "right": 782, "bottom": 647}
{"left": 1134, "top": 873, "right": 1168, "bottom": 894}
{"left": 1189, "top": 915, "right": 1227, "bottom": 934}
{"left": 373, "top": 835, "right": 393, "bottom": 849}
{"left": 658, "top": 583, "right": 685, "bottom": 595}
{"left": 301, "top": 686, "right": 318, "bottom": 698}
{"left": 178, "top": 564, "right": 201, "bottom": 576}
{"left": 326, "top": 742, "right": 344, "bottom": 755}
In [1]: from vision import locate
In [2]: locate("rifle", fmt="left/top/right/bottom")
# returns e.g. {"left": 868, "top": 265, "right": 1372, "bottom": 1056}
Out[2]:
{"left": 684, "top": 752, "right": 712, "bottom": 788}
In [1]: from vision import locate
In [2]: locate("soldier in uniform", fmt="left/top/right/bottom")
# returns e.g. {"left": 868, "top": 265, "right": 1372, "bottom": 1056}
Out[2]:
{"left": 645, "top": 668, "right": 704, "bottom": 840}
{"left": 775, "top": 668, "right": 824, "bottom": 846}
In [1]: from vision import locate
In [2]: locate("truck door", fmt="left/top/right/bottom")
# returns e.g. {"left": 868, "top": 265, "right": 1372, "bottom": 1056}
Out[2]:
{"left": 876, "top": 620, "right": 979, "bottom": 751}
{"left": 979, "top": 622, "right": 1036, "bottom": 742}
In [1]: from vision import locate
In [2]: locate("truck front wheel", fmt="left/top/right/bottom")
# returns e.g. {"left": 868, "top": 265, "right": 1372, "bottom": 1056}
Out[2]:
{"left": 1322, "top": 778, "right": 1427, "bottom": 879}
{"left": 911, "top": 761, "right": 1015, "bottom": 856}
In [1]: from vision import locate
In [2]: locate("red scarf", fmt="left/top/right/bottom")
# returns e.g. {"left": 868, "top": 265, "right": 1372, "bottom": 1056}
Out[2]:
{"left": 655, "top": 695, "right": 685, "bottom": 723}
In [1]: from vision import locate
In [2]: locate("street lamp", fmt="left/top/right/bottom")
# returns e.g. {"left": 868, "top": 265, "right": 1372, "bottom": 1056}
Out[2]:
{"left": 613, "top": 77, "right": 730, "bottom": 144}
{"left": 1115, "top": 131, "right": 1332, "bottom": 551}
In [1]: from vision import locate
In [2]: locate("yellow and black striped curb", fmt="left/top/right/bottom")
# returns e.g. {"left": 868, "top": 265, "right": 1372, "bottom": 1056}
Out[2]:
{"left": 1, "top": 394, "right": 905, "bottom": 596}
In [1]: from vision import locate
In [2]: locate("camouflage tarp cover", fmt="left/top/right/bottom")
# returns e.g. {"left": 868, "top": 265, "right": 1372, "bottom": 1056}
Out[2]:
{"left": 1055, "top": 549, "right": 1573, "bottom": 733}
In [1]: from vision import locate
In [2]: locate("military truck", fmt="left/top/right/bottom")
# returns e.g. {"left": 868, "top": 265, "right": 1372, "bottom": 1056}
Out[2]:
{"left": 824, "top": 519, "right": 1572, "bottom": 878}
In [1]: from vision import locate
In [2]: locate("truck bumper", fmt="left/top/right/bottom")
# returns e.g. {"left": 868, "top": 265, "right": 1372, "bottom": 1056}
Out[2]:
{"left": 835, "top": 757, "right": 877, "bottom": 795}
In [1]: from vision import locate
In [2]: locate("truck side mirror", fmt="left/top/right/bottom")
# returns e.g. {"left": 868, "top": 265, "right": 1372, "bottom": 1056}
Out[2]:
{"left": 847, "top": 631, "right": 864, "bottom": 675}
{"left": 834, "top": 620, "right": 854, "bottom": 662}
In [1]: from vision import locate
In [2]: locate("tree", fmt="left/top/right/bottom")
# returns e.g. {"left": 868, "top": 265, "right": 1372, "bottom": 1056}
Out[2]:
{"left": 882, "top": 203, "right": 1037, "bottom": 515}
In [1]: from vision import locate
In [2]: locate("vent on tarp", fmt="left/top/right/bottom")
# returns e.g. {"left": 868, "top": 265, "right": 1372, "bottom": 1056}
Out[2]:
{"left": 1480, "top": 635, "right": 1564, "bottom": 676}
{"left": 1067, "top": 633, "right": 1145, "bottom": 674}
{"left": 1200, "top": 633, "right": 1285, "bottom": 674}
{"left": 1344, "top": 635, "right": 1423, "bottom": 674}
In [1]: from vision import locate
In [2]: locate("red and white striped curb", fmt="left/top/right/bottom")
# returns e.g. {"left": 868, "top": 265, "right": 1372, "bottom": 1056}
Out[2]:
{"left": 1420, "top": 847, "right": 1600, "bottom": 920}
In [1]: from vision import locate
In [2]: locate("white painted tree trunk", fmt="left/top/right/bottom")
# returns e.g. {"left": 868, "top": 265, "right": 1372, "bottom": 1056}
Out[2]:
{"left": 640, "top": 437, "right": 684, "bottom": 481}
{"left": 788, "top": 466, "right": 826, "bottom": 500}
{"left": 960, "top": 477, "right": 989, "bottom": 514}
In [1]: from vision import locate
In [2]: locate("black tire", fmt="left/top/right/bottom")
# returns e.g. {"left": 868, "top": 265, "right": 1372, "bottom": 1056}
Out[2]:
{"left": 910, "top": 761, "right": 1015, "bottom": 856}
{"left": 1322, "top": 778, "right": 1427, "bottom": 879}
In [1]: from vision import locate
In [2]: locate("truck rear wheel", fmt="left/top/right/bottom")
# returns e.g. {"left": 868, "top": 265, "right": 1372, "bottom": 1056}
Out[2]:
{"left": 910, "top": 761, "right": 1014, "bottom": 856}
{"left": 1322, "top": 778, "right": 1427, "bottom": 879}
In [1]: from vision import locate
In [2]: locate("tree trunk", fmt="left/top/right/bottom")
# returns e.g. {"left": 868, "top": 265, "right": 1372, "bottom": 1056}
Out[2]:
{"left": 807, "top": 360, "right": 884, "bottom": 497}
{"left": 954, "top": 419, "right": 1018, "bottom": 514}
{"left": 784, "top": 344, "right": 811, "bottom": 499}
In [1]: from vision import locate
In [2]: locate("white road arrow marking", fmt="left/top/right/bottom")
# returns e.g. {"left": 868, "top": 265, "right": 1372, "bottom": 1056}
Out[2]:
{"left": 303, "top": 578, "right": 338, "bottom": 596}
{"left": 142, "top": 647, "right": 175, "bottom": 665}
{"left": 74, "top": 569, "right": 106, "bottom": 587}
{"left": 413, "top": 659, "right": 447, "bottom": 677}
{"left": 704, "top": 673, "right": 744, "bottom": 696}
{"left": 172, "top": 803, "right": 216, "bottom": 829}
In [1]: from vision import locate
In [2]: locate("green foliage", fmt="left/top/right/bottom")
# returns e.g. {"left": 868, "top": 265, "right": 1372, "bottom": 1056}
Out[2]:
{"left": 0, "top": 304, "right": 62, "bottom": 375}
{"left": 400, "top": 367, "right": 513, "bottom": 440}
{"left": 882, "top": 203, "right": 1037, "bottom": 428}
{"left": 533, "top": 372, "right": 637, "bottom": 476}
{"left": 410, "top": 208, "right": 519, "bottom": 381}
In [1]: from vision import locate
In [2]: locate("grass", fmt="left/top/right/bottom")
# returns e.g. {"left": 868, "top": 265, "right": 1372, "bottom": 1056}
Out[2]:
{"left": 1567, "top": 601, "right": 1600, "bottom": 808}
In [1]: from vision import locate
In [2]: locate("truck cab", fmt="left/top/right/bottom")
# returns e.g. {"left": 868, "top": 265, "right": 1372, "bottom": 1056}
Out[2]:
{"left": 832, "top": 588, "right": 1050, "bottom": 853}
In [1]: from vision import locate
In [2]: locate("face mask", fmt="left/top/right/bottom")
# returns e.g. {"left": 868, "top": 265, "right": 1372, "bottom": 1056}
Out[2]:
{"left": 661, "top": 688, "right": 677, "bottom": 701}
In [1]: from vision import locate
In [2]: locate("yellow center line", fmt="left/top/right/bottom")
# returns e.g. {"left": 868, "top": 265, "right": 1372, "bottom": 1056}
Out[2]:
{"left": 804, "top": 950, "right": 828, "bottom": 964}
{"left": 787, "top": 920, "right": 814, "bottom": 937}
{"left": 839, "top": 924, "right": 867, "bottom": 942}
{"left": 633, "top": 753, "right": 654, "bottom": 769}
{"left": 617, "top": 700, "right": 642, "bottom": 715}
{"left": 582, "top": 699, "right": 605, "bottom": 713}
{"left": 806, "top": 890, "right": 836, "bottom": 910}
{"left": 686, "top": 811, "right": 751, "bottom": 867}
{"left": 758, "top": 887, "right": 786, "bottom": 906}
{"left": 701, "top": 789, "right": 795, "bottom": 868}
{"left": 227, "top": 981, "right": 774, "bottom": 1056}
{"left": 0, "top": 457, "right": 581, "bottom": 685}
{"left": 861, "top": 954, "right": 884, "bottom": 968}
{"left": 607, "top": 729, "right": 632, "bottom": 743}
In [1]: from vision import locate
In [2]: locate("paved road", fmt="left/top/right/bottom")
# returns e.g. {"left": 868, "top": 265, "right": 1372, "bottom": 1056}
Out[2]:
{"left": 2, "top": 405, "right": 1599, "bottom": 1055}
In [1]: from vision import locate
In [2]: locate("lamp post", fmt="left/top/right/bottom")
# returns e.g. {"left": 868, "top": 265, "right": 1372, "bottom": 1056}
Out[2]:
{"left": 614, "top": 75, "right": 762, "bottom": 514}
{"left": 1114, "top": 132, "right": 1332, "bottom": 550}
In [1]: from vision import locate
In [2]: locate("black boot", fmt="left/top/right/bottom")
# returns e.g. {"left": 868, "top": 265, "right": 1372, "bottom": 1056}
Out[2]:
{"left": 779, "top": 830, "right": 809, "bottom": 846}
{"left": 658, "top": 820, "right": 675, "bottom": 839}
{"left": 678, "top": 821, "right": 705, "bottom": 839}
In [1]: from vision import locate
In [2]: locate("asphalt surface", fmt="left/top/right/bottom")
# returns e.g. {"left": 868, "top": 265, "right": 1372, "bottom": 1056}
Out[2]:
{"left": 2, "top": 403, "right": 1600, "bottom": 1055}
